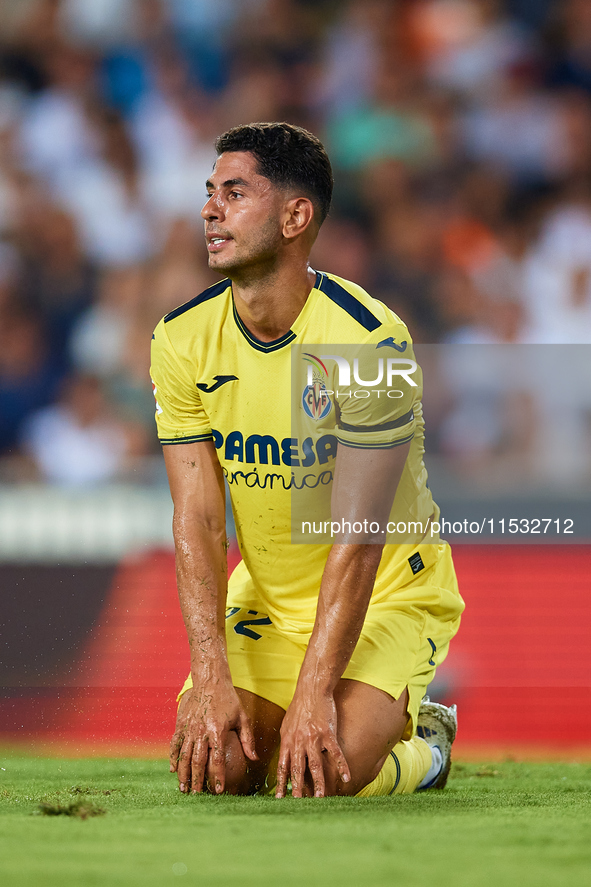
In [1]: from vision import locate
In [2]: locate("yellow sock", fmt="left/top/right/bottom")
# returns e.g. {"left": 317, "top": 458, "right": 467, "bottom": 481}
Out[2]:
{"left": 356, "top": 735, "right": 432, "bottom": 796}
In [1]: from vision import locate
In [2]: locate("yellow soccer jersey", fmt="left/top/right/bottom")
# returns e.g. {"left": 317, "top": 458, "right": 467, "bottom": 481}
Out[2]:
{"left": 151, "top": 270, "right": 442, "bottom": 637}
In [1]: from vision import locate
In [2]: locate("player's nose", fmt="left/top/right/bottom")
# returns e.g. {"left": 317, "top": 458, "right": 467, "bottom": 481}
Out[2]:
{"left": 201, "top": 192, "right": 224, "bottom": 221}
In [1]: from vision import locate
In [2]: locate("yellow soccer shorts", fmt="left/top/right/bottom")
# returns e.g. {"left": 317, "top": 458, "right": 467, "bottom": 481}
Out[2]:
{"left": 178, "top": 542, "right": 464, "bottom": 739}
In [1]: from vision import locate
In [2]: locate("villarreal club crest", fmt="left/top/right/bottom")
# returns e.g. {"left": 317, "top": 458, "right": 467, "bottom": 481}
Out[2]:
{"left": 302, "top": 353, "right": 332, "bottom": 420}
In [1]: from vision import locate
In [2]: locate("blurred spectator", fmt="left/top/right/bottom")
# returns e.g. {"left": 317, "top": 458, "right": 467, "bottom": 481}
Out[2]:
{"left": 70, "top": 264, "right": 145, "bottom": 379}
{"left": 52, "top": 106, "right": 154, "bottom": 265}
{"left": 369, "top": 196, "right": 447, "bottom": 342}
{"left": 435, "top": 267, "right": 490, "bottom": 342}
{"left": 434, "top": 344, "right": 537, "bottom": 484}
{"left": 20, "top": 373, "right": 148, "bottom": 485}
{"left": 163, "top": 0, "right": 243, "bottom": 92}
{"left": 546, "top": 0, "right": 591, "bottom": 93}
{"left": 309, "top": 216, "right": 372, "bottom": 291}
{"left": 508, "top": 0, "right": 556, "bottom": 31}
{"left": 312, "top": 0, "right": 384, "bottom": 115}
{"left": 17, "top": 44, "right": 98, "bottom": 182}
{"left": 0, "top": 240, "right": 20, "bottom": 289}
{"left": 0, "top": 307, "right": 63, "bottom": 455}
{"left": 59, "top": 0, "right": 141, "bottom": 50}
{"left": 408, "top": 0, "right": 533, "bottom": 99}
{"left": 460, "top": 63, "right": 569, "bottom": 184}
{"left": 326, "top": 59, "right": 438, "bottom": 172}
{"left": 16, "top": 203, "right": 97, "bottom": 369}
{"left": 521, "top": 183, "right": 591, "bottom": 342}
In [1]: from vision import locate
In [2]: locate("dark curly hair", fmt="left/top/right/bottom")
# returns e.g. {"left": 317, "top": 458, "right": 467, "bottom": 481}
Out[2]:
{"left": 215, "top": 122, "right": 333, "bottom": 225}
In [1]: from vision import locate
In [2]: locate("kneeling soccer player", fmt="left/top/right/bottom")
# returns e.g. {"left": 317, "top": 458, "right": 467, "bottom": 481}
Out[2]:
{"left": 150, "top": 122, "right": 465, "bottom": 798}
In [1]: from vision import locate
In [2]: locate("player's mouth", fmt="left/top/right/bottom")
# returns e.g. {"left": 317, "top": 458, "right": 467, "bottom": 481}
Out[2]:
{"left": 207, "top": 233, "right": 233, "bottom": 252}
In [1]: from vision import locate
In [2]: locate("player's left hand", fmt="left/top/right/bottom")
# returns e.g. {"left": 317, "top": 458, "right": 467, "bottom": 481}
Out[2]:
{"left": 275, "top": 690, "right": 351, "bottom": 798}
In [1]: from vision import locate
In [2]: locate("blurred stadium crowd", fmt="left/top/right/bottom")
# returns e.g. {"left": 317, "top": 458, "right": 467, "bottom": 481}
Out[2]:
{"left": 1, "top": 0, "right": 591, "bottom": 487}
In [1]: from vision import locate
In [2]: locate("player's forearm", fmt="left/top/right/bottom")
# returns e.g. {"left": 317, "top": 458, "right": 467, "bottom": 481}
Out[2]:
{"left": 172, "top": 509, "right": 231, "bottom": 680}
{"left": 295, "top": 543, "right": 383, "bottom": 696}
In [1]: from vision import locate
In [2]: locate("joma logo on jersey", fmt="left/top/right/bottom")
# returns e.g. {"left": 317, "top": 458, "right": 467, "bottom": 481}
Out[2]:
{"left": 211, "top": 430, "right": 337, "bottom": 467}
{"left": 196, "top": 375, "right": 238, "bottom": 393}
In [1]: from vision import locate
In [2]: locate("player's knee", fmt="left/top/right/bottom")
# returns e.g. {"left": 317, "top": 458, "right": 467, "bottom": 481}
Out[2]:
{"left": 321, "top": 752, "right": 386, "bottom": 797}
{"left": 207, "top": 732, "right": 261, "bottom": 796}
{"left": 222, "top": 763, "right": 265, "bottom": 795}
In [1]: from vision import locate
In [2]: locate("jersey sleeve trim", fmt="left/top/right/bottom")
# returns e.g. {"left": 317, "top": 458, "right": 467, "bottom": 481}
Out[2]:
{"left": 336, "top": 432, "right": 415, "bottom": 450}
{"left": 317, "top": 272, "right": 382, "bottom": 332}
{"left": 337, "top": 407, "right": 414, "bottom": 434}
{"left": 159, "top": 433, "right": 214, "bottom": 445}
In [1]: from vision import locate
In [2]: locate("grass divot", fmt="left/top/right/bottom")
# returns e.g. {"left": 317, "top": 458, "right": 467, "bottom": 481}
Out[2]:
{"left": 37, "top": 798, "right": 106, "bottom": 820}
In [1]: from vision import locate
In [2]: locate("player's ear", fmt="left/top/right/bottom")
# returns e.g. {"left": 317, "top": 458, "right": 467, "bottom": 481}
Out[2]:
{"left": 282, "top": 197, "right": 315, "bottom": 241}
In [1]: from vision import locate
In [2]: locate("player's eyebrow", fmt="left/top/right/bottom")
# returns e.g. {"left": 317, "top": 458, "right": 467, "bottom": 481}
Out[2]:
{"left": 205, "top": 177, "right": 250, "bottom": 190}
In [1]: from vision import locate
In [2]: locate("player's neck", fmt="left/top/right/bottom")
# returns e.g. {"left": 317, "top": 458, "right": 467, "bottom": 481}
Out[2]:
{"left": 231, "top": 262, "right": 316, "bottom": 343}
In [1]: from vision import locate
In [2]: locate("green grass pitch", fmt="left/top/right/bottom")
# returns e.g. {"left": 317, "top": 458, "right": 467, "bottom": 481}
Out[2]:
{"left": 1, "top": 756, "right": 590, "bottom": 886}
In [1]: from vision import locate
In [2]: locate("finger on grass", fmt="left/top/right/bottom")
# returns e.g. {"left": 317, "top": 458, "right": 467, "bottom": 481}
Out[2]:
{"left": 238, "top": 714, "right": 258, "bottom": 762}
{"left": 189, "top": 737, "right": 208, "bottom": 794}
{"left": 290, "top": 752, "right": 306, "bottom": 799}
{"left": 169, "top": 730, "right": 183, "bottom": 773}
{"left": 207, "top": 734, "right": 227, "bottom": 794}
{"left": 325, "top": 737, "right": 351, "bottom": 784}
{"left": 307, "top": 746, "right": 326, "bottom": 798}
{"left": 177, "top": 735, "right": 195, "bottom": 791}
{"left": 275, "top": 750, "right": 290, "bottom": 798}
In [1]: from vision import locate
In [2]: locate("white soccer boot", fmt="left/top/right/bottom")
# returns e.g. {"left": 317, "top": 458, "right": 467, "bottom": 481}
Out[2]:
{"left": 416, "top": 696, "right": 458, "bottom": 790}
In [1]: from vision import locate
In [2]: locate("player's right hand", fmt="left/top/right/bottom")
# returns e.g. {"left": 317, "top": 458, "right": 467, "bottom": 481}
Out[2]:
{"left": 275, "top": 689, "right": 351, "bottom": 798}
{"left": 169, "top": 681, "right": 257, "bottom": 794}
